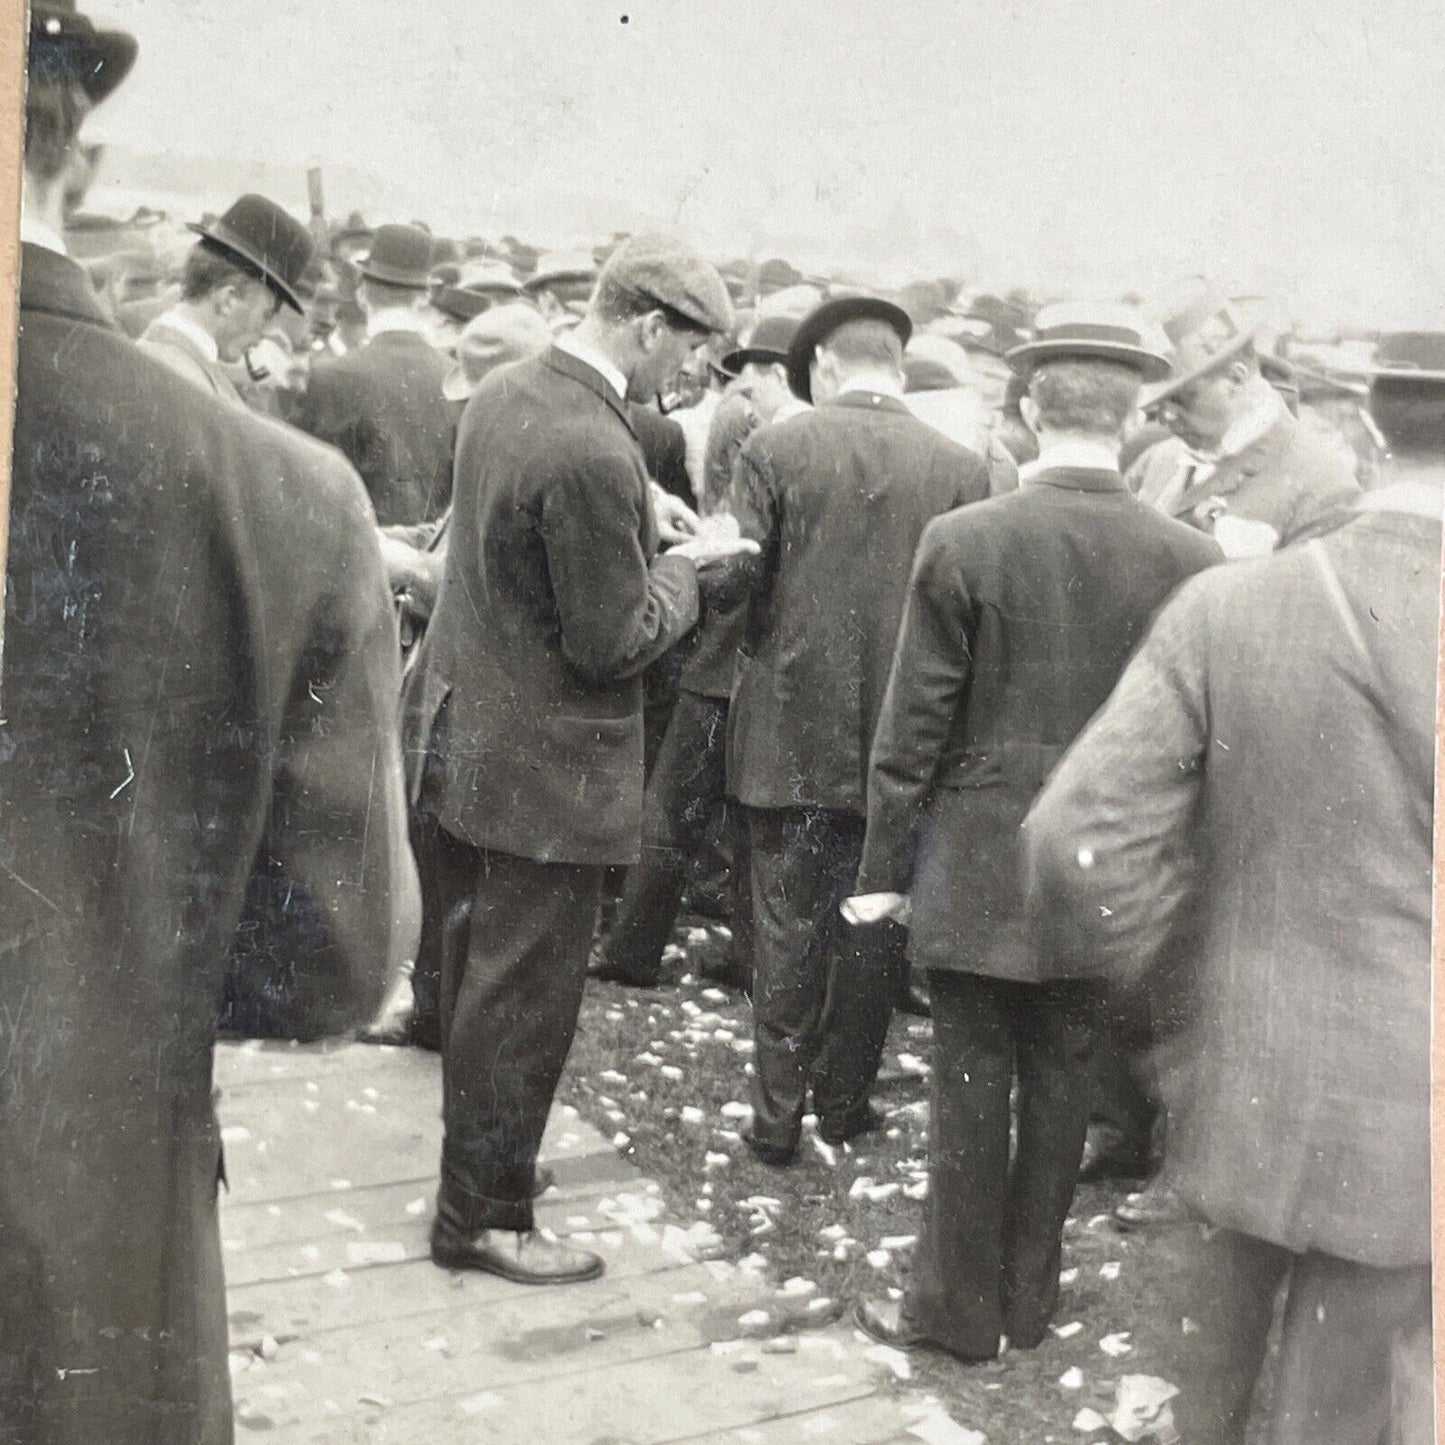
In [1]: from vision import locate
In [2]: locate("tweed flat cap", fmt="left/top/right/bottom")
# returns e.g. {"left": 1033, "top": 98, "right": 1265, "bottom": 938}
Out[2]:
{"left": 599, "top": 234, "right": 735, "bottom": 335}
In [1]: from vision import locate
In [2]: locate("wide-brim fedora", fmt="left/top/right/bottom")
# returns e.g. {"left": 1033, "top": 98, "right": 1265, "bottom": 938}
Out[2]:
{"left": 722, "top": 314, "right": 801, "bottom": 375}
{"left": 1006, "top": 302, "right": 1172, "bottom": 383}
{"left": 786, "top": 296, "right": 913, "bottom": 403}
{"left": 30, "top": 1, "right": 137, "bottom": 105}
{"left": 1139, "top": 279, "right": 1262, "bottom": 407}
{"left": 187, "top": 194, "right": 315, "bottom": 314}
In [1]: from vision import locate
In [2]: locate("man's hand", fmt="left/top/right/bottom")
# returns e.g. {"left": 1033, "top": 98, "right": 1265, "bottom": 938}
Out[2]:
{"left": 841, "top": 892, "right": 912, "bottom": 926}
{"left": 669, "top": 511, "right": 761, "bottom": 568}
{"left": 650, "top": 482, "right": 701, "bottom": 545}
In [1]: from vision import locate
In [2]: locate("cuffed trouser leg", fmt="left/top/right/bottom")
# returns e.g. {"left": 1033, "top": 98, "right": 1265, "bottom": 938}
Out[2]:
{"left": 439, "top": 847, "right": 601, "bottom": 1233}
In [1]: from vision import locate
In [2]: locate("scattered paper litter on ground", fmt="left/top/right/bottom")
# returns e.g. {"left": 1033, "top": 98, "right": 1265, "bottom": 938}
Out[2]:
{"left": 1110, "top": 1375, "right": 1180, "bottom": 1442}
{"left": 1059, "top": 1366, "right": 1084, "bottom": 1389}
{"left": 863, "top": 1343, "right": 912, "bottom": 1380}
{"left": 1072, "top": 1407, "right": 1110, "bottom": 1432}
{"left": 1099, "top": 1261, "right": 1122, "bottom": 1281}
{"left": 324, "top": 1209, "right": 365, "bottom": 1233}
{"left": 1053, "top": 1321, "right": 1084, "bottom": 1339}
{"left": 906, "top": 1408, "right": 988, "bottom": 1445}
{"left": 1100, "top": 1331, "right": 1134, "bottom": 1356}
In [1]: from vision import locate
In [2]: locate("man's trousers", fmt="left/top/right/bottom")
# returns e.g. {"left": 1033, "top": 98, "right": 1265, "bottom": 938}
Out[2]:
{"left": 745, "top": 806, "right": 904, "bottom": 1155}
{"left": 1159, "top": 1223, "right": 1432, "bottom": 1445}
{"left": 428, "top": 824, "right": 603, "bottom": 1234}
{"left": 905, "top": 970, "right": 1097, "bottom": 1358}
{"left": 600, "top": 690, "right": 751, "bottom": 984}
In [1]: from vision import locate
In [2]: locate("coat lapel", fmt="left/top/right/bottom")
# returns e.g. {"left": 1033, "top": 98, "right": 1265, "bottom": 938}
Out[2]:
{"left": 543, "top": 346, "right": 636, "bottom": 436}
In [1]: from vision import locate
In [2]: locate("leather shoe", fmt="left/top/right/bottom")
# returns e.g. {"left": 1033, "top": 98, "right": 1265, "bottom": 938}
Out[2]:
{"left": 1113, "top": 1183, "right": 1184, "bottom": 1230}
{"left": 1077, "top": 1130, "right": 1153, "bottom": 1184}
{"left": 742, "top": 1132, "right": 795, "bottom": 1167}
{"left": 430, "top": 1223, "right": 604, "bottom": 1284}
{"left": 818, "top": 1104, "right": 886, "bottom": 1147}
{"left": 852, "top": 1297, "right": 931, "bottom": 1350}
{"left": 586, "top": 951, "right": 662, "bottom": 989}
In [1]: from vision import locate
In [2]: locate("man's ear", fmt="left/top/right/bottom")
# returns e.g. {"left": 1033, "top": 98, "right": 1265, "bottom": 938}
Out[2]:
{"left": 1019, "top": 394, "right": 1043, "bottom": 435}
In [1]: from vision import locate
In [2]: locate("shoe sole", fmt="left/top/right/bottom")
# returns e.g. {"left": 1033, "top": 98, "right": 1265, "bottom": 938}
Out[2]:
{"left": 430, "top": 1243, "right": 605, "bottom": 1285}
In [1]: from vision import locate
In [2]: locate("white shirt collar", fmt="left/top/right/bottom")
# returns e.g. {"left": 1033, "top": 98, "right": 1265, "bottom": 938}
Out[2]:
{"left": 1359, "top": 479, "right": 1445, "bottom": 522}
{"left": 20, "top": 213, "right": 67, "bottom": 256}
{"left": 1217, "top": 382, "right": 1285, "bottom": 459}
{"left": 153, "top": 306, "right": 220, "bottom": 363}
{"left": 1019, "top": 437, "right": 1120, "bottom": 483}
{"left": 837, "top": 371, "right": 906, "bottom": 401}
{"left": 366, "top": 306, "right": 432, "bottom": 340}
{"left": 772, "top": 397, "right": 811, "bottom": 424}
{"left": 553, "top": 330, "right": 628, "bottom": 400}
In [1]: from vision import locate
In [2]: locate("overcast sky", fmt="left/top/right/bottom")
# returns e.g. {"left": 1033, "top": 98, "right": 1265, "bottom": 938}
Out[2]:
{"left": 81, "top": 0, "right": 1444, "bottom": 326}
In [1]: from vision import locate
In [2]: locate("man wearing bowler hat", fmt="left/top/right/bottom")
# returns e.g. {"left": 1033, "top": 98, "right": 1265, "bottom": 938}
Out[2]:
{"left": 845, "top": 304, "right": 1219, "bottom": 1360}
{"left": 413, "top": 234, "right": 753, "bottom": 1284}
{"left": 1020, "top": 331, "right": 1442, "bottom": 1442}
{"left": 139, "top": 192, "right": 315, "bottom": 408}
{"left": 1134, "top": 279, "right": 1359, "bottom": 557}
{"left": 6, "top": 8, "right": 418, "bottom": 1440}
{"left": 723, "top": 296, "right": 992, "bottom": 1167}
{"left": 291, "top": 223, "right": 456, "bottom": 526}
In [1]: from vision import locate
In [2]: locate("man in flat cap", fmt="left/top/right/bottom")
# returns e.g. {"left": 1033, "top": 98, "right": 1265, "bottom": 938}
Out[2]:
{"left": 6, "top": 10, "right": 418, "bottom": 1440}
{"left": 846, "top": 304, "right": 1219, "bottom": 1362}
{"left": 139, "top": 192, "right": 316, "bottom": 409}
{"left": 1134, "top": 280, "right": 1359, "bottom": 557}
{"left": 413, "top": 234, "right": 753, "bottom": 1284}
{"left": 291, "top": 223, "right": 457, "bottom": 526}
{"left": 722, "top": 295, "right": 993, "bottom": 1168}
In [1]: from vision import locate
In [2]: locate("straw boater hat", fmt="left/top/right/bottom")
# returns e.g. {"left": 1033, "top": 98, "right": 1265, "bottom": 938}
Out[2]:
{"left": 785, "top": 296, "right": 913, "bottom": 403}
{"left": 1005, "top": 301, "right": 1172, "bottom": 382}
{"left": 29, "top": 0, "right": 137, "bottom": 103}
{"left": 186, "top": 195, "right": 316, "bottom": 314}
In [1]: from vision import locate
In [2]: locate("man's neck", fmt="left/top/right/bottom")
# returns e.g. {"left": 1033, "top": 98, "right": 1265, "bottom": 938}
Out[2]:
{"left": 365, "top": 304, "right": 430, "bottom": 340}
{"left": 20, "top": 174, "right": 68, "bottom": 255}
{"left": 555, "top": 321, "right": 630, "bottom": 400}
{"left": 835, "top": 370, "right": 905, "bottom": 400}
{"left": 1025, "top": 434, "right": 1121, "bottom": 477}
{"left": 160, "top": 302, "right": 224, "bottom": 362}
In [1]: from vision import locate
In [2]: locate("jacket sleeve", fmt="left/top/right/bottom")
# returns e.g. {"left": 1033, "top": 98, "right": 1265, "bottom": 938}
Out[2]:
{"left": 856, "top": 520, "right": 974, "bottom": 894}
{"left": 224, "top": 477, "right": 420, "bottom": 1040}
{"left": 541, "top": 450, "right": 700, "bottom": 686}
{"left": 1021, "top": 577, "right": 1212, "bottom": 983}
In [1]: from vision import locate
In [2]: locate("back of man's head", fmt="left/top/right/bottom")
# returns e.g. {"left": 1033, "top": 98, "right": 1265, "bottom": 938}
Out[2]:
{"left": 182, "top": 240, "right": 258, "bottom": 304}
{"left": 358, "top": 277, "right": 426, "bottom": 314}
{"left": 820, "top": 318, "right": 905, "bottom": 378}
{"left": 1027, "top": 358, "right": 1141, "bottom": 439}
{"left": 23, "top": 80, "right": 89, "bottom": 186}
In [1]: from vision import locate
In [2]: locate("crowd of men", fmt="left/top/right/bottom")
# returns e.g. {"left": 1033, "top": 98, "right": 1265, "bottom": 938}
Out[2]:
{"left": 3, "top": 4, "right": 1435, "bottom": 1444}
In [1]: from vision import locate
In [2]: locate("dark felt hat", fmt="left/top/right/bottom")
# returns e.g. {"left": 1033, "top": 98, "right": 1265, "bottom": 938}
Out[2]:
{"left": 357, "top": 224, "right": 435, "bottom": 290}
{"left": 432, "top": 261, "right": 526, "bottom": 324}
{"left": 187, "top": 194, "right": 316, "bottom": 314}
{"left": 1367, "top": 332, "right": 1445, "bottom": 384}
{"left": 29, "top": 0, "right": 137, "bottom": 104}
{"left": 1007, "top": 302, "right": 1171, "bottom": 382}
{"left": 721, "top": 314, "right": 801, "bottom": 375}
{"left": 785, "top": 296, "right": 912, "bottom": 403}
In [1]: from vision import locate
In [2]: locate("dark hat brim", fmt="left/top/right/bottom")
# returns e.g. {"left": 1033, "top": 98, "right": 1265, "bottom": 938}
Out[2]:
{"left": 521, "top": 270, "right": 596, "bottom": 293}
{"left": 786, "top": 297, "right": 913, "bottom": 403}
{"left": 30, "top": 15, "right": 137, "bottom": 105}
{"left": 356, "top": 262, "right": 431, "bottom": 291}
{"left": 432, "top": 287, "right": 493, "bottom": 324}
{"left": 186, "top": 223, "right": 307, "bottom": 314}
{"left": 1007, "top": 337, "right": 1173, "bottom": 384}
{"left": 721, "top": 346, "right": 787, "bottom": 375}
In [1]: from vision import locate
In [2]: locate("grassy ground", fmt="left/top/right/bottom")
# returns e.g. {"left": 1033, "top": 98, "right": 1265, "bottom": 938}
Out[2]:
{"left": 557, "top": 917, "right": 1258, "bottom": 1442}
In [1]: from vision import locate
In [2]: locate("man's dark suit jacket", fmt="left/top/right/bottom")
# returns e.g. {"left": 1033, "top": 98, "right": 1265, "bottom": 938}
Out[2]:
{"left": 631, "top": 402, "right": 693, "bottom": 502}
{"left": 414, "top": 347, "right": 699, "bottom": 866}
{"left": 726, "top": 390, "right": 990, "bottom": 814}
{"left": 858, "top": 466, "right": 1220, "bottom": 980}
{"left": 291, "top": 329, "right": 456, "bottom": 525}
{"left": 2, "top": 244, "right": 418, "bottom": 1445}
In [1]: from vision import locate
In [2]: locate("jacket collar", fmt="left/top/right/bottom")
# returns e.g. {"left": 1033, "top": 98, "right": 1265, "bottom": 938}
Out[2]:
{"left": 19, "top": 241, "right": 112, "bottom": 329}
{"left": 543, "top": 345, "right": 636, "bottom": 435}
{"left": 1026, "top": 465, "right": 1127, "bottom": 494}
{"left": 827, "top": 390, "right": 912, "bottom": 418}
